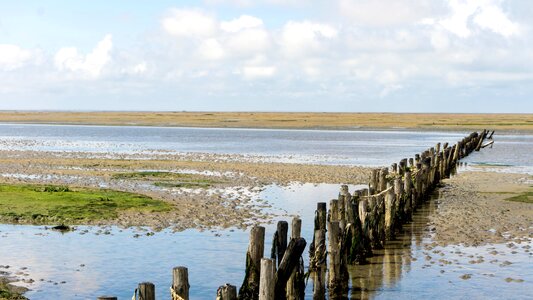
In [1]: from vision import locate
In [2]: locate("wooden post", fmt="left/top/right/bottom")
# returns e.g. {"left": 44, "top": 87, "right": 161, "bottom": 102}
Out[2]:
{"left": 394, "top": 177, "right": 403, "bottom": 227}
{"left": 403, "top": 170, "right": 412, "bottom": 220}
{"left": 138, "top": 282, "right": 155, "bottom": 300}
{"left": 370, "top": 169, "right": 379, "bottom": 193}
{"left": 275, "top": 238, "right": 307, "bottom": 300}
{"left": 475, "top": 130, "right": 486, "bottom": 151}
{"left": 172, "top": 267, "right": 190, "bottom": 300}
{"left": 259, "top": 258, "right": 276, "bottom": 300}
{"left": 391, "top": 163, "right": 397, "bottom": 174}
{"left": 217, "top": 284, "right": 237, "bottom": 300}
{"left": 329, "top": 199, "right": 339, "bottom": 222}
{"left": 312, "top": 268, "right": 325, "bottom": 300}
{"left": 378, "top": 168, "right": 388, "bottom": 192}
{"left": 310, "top": 202, "right": 327, "bottom": 263}
{"left": 399, "top": 158, "right": 407, "bottom": 176}
{"left": 287, "top": 217, "right": 304, "bottom": 300}
{"left": 327, "top": 221, "right": 342, "bottom": 297}
{"left": 384, "top": 183, "right": 395, "bottom": 240}
{"left": 312, "top": 229, "right": 326, "bottom": 269}
{"left": 272, "top": 221, "right": 288, "bottom": 267}
{"left": 97, "top": 297, "right": 117, "bottom": 300}
{"left": 239, "top": 226, "right": 265, "bottom": 300}
{"left": 291, "top": 218, "right": 301, "bottom": 240}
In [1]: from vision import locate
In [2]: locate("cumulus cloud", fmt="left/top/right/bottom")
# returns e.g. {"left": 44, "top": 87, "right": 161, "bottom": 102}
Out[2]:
{"left": 162, "top": 9, "right": 217, "bottom": 38}
{"left": 220, "top": 15, "right": 263, "bottom": 32}
{"left": 54, "top": 34, "right": 113, "bottom": 78}
{"left": 1, "top": 1, "right": 531, "bottom": 111}
{"left": 339, "top": 0, "right": 439, "bottom": 26}
{"left": 0, "top": 44, "right": 38, "bottom": 71}
{"left": 435, "top": 0, "right": 520, "bottom": 38}
{"left": 280, "top": 21, "right": 338, "bottom": 57}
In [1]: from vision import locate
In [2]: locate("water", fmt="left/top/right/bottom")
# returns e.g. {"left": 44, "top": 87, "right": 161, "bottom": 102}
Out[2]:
{"left": 0, "top": 123, "right": 470, "bottom": 166}
{"left": 0, "top": 124, "right": 532, "bottom": 299}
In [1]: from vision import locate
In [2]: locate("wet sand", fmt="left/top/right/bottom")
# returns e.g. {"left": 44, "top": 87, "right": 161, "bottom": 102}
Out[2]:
{"left": 429, "top": 171, "right": 532, "bottom": 247}
{"left": 0, "top": 149, "right": 371, "bottom": 231}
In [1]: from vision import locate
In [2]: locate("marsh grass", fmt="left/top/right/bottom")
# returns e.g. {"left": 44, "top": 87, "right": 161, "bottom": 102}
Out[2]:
{"left": 0, "top": 183, "right": 171, "bottom": 224}
{"left": 0, "top": 112, "right": 531, "bottom": 131}
{"left": 112, "top": 171, "right": 221, "bottom": 188}
{"left": 505, "top": 191, "right": 533, "bottom": 204}
{"left": 0, "top": 278, "right": 27, "bottom": 300}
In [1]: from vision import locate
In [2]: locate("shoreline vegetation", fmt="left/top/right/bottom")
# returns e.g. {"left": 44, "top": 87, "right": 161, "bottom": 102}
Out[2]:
{"left": 0, "top": 149, "right": 371, "bottom": 230}
{"left": 0, "top": 277, "right": 28, "bottom": 300}
{"left": 0, "top": 111, "right": 531, "bottom": 132}
{"left": 0, "top": 183, "right": 171, "bottom": 225}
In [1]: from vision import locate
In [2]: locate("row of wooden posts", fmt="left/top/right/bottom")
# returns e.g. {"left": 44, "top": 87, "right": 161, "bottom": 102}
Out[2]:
{"left": 97, "top": 130, "right": 491, "bottom": 300}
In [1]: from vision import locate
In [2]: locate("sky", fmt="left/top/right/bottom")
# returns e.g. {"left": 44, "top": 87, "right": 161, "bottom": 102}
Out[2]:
{"left": 0, "top": 0, "right": 532, "bottom": 112}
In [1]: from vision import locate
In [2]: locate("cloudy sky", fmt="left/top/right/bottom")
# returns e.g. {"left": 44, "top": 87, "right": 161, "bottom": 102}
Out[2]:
{"left": 0, "top": 0, "right": 531, "bottom": 112}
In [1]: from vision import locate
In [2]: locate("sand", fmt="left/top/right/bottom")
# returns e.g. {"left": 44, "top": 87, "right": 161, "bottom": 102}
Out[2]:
{"left": 0, "top": 149, "right": 371, "bottom": 231}
{"left": 429, "top": 171, "right": 533, "bottom": 247}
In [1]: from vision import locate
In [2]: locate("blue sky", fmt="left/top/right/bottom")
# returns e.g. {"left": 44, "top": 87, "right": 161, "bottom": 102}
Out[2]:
{"left": 0, "top": 0, "right": 532, "bottom": 112}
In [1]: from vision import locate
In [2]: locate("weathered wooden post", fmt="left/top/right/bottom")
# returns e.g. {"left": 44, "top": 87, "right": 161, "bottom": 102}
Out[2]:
{"left": 327, "top": 221, "right": 343, "bottom": 298}
{"left": 172, "top": 266, "right": 190, "bottom": 300}
{"left": 310, "top": 202, "right": 327, "bottom": 263}
{"left": 378, "top": 168, "right": 388, "bottom": 192}
{"left": 259, "top": 258, "right": 276, "bottom": 300}
{"left": 239, "top": 226, "right": 265, "bottom": 300}
{"left": 217, "top": 284, "right": 237, "bottom": 300}
{"left": 329, "top": 199, "right": 339, "bottom": 222}
{"left": 384, "top": 183, "right": 395, "bottom": 240}
{"left": 287, "top": 217, "right": 304, "bottom": 300}
{"left": 291, "top": 218, "right": 301, "bottom": 240}
{"left": 403, "top": 170, "right": 412, "bottom": 220}
{"left": 394, "top": 177, "right": 403, "bottom": 227}
{"left": 275, "top": 238, "right": 307, "bottom": 300}
{"left": 138, "top": 282, "right": 155, "bottom": 300}
{"left": 272, "top": 221, "right": 288, "bottom": 267}
{"left": 97, "top": 297, "right": 117, "bottom": 300}
{"left": 475, "top": 130, "right": 486, "bottom": 151}
{"left": 370, "top": 169, "right": 379, "bottom": 193}
{"left": 312, "top": 229, "right": 326, "bottom": 300}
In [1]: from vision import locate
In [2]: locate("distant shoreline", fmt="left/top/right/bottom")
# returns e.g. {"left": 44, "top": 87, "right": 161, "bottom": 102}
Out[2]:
{"left": 0, "top": 111, "right": 531, "bottom": 132}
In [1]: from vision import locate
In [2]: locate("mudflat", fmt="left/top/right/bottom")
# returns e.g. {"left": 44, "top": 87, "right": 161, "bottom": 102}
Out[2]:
{"left": 0, "top": 149, "right": 371, "bottom": 231}
{"left": 0, "top": 111, "right": 531, "bottom": 131}
{"left": 429, "top": 171, "right": 533, "bottom": 246}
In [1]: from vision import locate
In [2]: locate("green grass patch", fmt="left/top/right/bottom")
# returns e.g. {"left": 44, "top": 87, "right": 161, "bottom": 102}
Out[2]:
{"left": 0, "top": 183, "right": 172, "bottom": 225}
{"left": 505, "top": 191, "right": 533, "bottom": 204}
{"left": 0, "top": 278, "right": 27, "bottom": 300}
{"left": 113, "top": 171, "right": 221, "bottom": 189}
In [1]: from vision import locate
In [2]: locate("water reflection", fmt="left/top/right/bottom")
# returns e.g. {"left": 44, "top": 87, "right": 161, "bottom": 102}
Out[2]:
{"left": 347, "top": 195, "right": 437, "bottom": 299}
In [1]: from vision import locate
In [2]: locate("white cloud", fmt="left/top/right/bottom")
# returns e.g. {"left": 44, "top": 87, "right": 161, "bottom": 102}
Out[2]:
{"left": 198, "top": 38, "right": 225, "bottom": 60}
{"left": 162, "top": 9, "right": 217, "bottom": 38}
{"left": 225, "top": 28, "right": 271, "bottom": 55}
{"left": 242, "top": 65, "right": 276, "bottom": 79}
{"left": 54, "top": 34, "right": 113, "bottom": 78}
{"left": 0, "top": 44, "right": 36, "bottom": 71}
{"left": 437, "top": 0, "right": 520, "bottom": 38}
{"left": 473, "top": 4, "right": 520, "bottom": 37}
{"left": 220, "top": 15, "right": 263, "bottom": 32}
{"left": 280, "top": 21, "right": 338, "bottom": 57}
{"left": 339, "top": 0, "right": 438, "bottom": 26}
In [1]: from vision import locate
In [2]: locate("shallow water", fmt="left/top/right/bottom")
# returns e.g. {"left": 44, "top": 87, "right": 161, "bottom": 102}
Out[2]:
{"left": 0, "top": 125, "right": 532, "bottom": 299}
{"left": 0, "top": 123, "right": 471, "bottom": 166}
{"left": 1, "top": 183, "right": 531, "bottom": 299}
